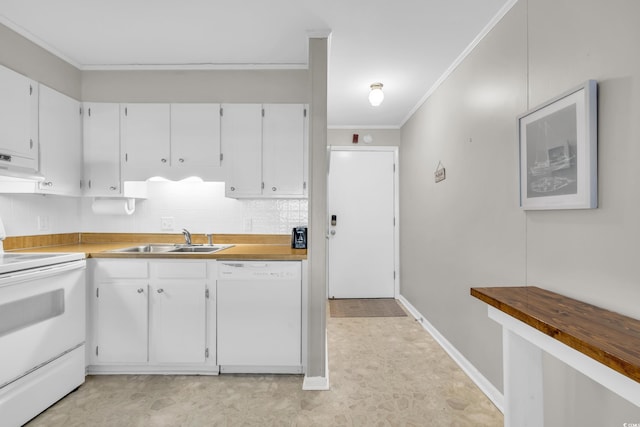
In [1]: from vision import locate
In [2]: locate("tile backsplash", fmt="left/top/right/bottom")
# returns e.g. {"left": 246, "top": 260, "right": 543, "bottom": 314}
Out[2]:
{"left": 80, "top": 181, "right": 308, "bottom": 235}
{"left": 0, "top": 181, "right": 308, "bottom": 237}
{"left": 0, "top": 193, "right": 81, "bottom": 236}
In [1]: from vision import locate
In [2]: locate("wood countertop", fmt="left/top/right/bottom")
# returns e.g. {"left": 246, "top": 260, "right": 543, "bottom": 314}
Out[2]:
{"left": 471, "top": 286, "right": 640, "bottom": 384}
{"left": 6, "top": 233, "right": 306, "bottom": 261}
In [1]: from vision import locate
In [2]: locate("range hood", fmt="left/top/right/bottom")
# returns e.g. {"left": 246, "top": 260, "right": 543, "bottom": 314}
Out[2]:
{"left": 0, "top": 153, "right": 44, "bottom": 181}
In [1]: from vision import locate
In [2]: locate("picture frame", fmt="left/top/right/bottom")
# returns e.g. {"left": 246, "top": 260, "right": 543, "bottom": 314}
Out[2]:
{"left": 518, "top": 80, "right": 598, "bottom": 210}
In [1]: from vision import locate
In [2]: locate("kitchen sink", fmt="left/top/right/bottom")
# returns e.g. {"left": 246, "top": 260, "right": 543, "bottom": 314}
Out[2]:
{"left": 110, "top": 244, "right": 177, "bottom": 253}
{"left": 169, "top": 245, "right": 232, "bottom": 253}
{"left": 109, "top": 244, "right": 234, "bottom": 254}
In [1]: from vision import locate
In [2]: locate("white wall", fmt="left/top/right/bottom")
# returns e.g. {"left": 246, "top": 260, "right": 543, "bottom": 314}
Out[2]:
{"left": 80, "top": 181, "right": 307, "bottom": 234}
{"left": 400, "top": 0, "right": 640, "bottom": 424}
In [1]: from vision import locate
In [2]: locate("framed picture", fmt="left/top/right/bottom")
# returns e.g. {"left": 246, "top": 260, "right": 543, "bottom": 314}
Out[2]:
{"left": 518, "top": 80, "right": 597, "bottom": 210}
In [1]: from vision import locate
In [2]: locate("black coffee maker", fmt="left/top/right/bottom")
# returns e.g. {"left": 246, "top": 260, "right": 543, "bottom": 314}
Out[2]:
{"left": 291, "top": 227, "right": 307, "bottom": 249}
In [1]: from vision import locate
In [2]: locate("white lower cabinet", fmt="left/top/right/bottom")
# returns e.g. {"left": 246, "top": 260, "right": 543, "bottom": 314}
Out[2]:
{"left": 96, "top": 281, "right": 148, "bottom": 363}
{"left": 149, "top": 262, "right": 207, "bottom": 364}
{"left": 88, "top": 259, "right": 217, "bottom": 373}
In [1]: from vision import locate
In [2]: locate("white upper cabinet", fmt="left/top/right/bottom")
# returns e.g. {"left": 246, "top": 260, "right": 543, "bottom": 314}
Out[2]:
{"left": 0, "top": 65, "right": 39, "bottom": 175}
{"left": 222, "top": 103, "right": 307, "bottom": 198}
{"left": 37, "top": 85, "right": 83, "bottom": 196}
{"left": 83, "top": 103, "right": 121, "bottom": 196}
{"left": 121, "top": 103, "right": 222, "bottom": 181}
{"left": 262, "top": 104, "right": 306, "bottom": 196}
{"left": 121, "top": 103, "right": 171, "bottom": 180}
{"left": 221, "top": 104, "right": 263, "bottom": 197}
{"left": 0, "top": 84, "right": 83, "bottom": 195}
{"left": 170, "top": 103, "right": 221, "bottom": 179}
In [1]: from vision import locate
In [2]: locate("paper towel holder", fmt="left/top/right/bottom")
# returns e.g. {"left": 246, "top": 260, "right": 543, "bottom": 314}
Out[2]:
{"left": 91, "top": 197, "right": 137, "bottom": 215}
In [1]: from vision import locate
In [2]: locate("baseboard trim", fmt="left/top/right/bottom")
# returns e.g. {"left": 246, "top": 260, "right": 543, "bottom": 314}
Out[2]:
{"left": 302, "top": 375, "right": 330, "bottom": 390}
{"left": 397, "top": 294, "right": 504, "bottom": 413}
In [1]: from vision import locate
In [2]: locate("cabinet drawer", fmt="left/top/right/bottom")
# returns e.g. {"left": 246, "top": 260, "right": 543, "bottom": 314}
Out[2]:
{"left": 151, "top": 262, "right": 207, "bottom": 279}
{"left": 96, "top": 261, "right": 148, "bottom": 279}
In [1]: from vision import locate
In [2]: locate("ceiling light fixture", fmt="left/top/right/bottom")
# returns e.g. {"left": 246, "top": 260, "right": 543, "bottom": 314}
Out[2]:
{"left": 368, "top": 82, "right": 384, "bottom": 107}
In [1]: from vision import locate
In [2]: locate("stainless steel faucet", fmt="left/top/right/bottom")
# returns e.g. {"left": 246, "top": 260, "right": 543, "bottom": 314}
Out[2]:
{"left": 181, "top": 228, "right": 192, "bottom": 245}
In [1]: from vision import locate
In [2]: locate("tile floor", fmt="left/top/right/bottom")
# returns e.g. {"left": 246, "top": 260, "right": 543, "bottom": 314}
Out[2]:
{"left": 27, "top": 303, "right": 502, "bottom": 426}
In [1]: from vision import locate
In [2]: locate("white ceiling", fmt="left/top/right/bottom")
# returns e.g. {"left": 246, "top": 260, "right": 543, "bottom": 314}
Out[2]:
{"left": 0, "top": 0, "right": 512, "bottom": 128}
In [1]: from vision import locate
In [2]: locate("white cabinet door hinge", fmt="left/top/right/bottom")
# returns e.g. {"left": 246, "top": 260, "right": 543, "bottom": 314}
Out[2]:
{"left": 205, "top": 288, "right": 210, "bottom": 299}
{"left": 205, "top": 348, "right": 209, "bottom": 358}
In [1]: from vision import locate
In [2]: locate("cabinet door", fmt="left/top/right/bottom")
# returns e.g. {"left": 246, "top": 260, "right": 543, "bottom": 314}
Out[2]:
{"left": 262, "top": 104, "right": 306, "bottom": 197}
{"left": 83, "top": 103, "right": 121, "bottom": 196}
{"left": 171, "top": 104, "right": 221, "bottom": 172}
{"left": 96, "top": 281, "right": 148, "bottom": 363}
{"left": 0, "top": 65, "right": 38, "bottom": 171}
{"left": 37, "top": 85, "right": 82, "bottom": 196}
{"left": 221, "top": 104, "right": 263, "bottom": 197}
{"left": 121, "top": 103, "right": 170, "bottom": 179}
{"left": 150, "top": 281, "right": 206, "bottom": 364}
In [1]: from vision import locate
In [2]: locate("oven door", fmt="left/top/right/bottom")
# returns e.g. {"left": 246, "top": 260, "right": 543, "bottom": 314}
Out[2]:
{"left": 0, "top": 260, "right": 86, "bottom": 387}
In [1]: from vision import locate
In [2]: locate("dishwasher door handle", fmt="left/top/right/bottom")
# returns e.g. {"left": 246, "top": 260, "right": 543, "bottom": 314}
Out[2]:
{"left": 221, "top": 263, "right": 269, "bottom": 269}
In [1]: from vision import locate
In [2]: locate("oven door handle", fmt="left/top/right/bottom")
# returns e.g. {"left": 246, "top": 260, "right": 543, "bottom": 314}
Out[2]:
{"left": 0, "top": 260, "right": 86, "bottom": 286}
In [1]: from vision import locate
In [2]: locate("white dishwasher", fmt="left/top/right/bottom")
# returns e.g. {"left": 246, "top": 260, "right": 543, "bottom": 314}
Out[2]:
{"left": 217, "top": 261, "right": 302, "bottom": 374}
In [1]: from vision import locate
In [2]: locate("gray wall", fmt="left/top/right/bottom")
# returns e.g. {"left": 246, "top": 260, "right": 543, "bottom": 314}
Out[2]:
{"left": 0, "top": 23, "right": 81, "bottom": 98}
{"left": 327, "top": 129, "right": 401, "bottom": 147}
{"left": 81, "top": 69, "right": 308, "bottom": 103}
{"left": 400, "top": 0, "right": 640, "bottom": 424}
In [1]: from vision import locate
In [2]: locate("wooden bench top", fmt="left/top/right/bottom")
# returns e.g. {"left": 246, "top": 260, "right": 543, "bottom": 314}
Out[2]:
{"left": 471, "top": 286, "right": 640, "bottom": 383}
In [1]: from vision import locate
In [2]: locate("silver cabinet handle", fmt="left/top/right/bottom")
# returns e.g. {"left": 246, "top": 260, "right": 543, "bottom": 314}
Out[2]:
{"left": 137, "top": 288, "right": 144, "bottom": 293}
{"left": 161, "top": 158, "right": 167, "bottom": 163}
{"left": 109, "top": 186, "right": 117, "bottom": 191}
{"left": 230, "top": 186, "right": 235, "bottom": 191}
{"left": 157, "top": 288, "right": 164, "bottom": 293}
{"left": 272, "top": 187, "right": 277, "bottom": 191}
{"left": 179, "top": 158, "right": 184, "bottom": 163}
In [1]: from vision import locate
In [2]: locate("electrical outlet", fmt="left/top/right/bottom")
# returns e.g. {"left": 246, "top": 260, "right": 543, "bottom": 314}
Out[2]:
{"left": 160, "top": 217, "right": 175, "bottom": 231}
{"left": 37, "top": 215, "right": 50, "bottom": 231}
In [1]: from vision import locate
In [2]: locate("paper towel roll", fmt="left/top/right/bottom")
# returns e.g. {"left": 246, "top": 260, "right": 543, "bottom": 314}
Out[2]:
{"left": 91, "top": 198, "right": 135, "bottom": 215}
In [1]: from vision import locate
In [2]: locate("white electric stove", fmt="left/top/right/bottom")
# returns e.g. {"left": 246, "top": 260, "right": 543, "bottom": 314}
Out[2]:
{"left": 0, "top": 252, "right": 85, "bottom": 275}
{"left": 0, "top": 218, "right": 87, "bottom": 427}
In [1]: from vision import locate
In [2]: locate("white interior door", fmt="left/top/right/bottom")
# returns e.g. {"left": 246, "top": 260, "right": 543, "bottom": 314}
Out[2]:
{"left": 328, "top": 149, "right": 396, "bottom": 298}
